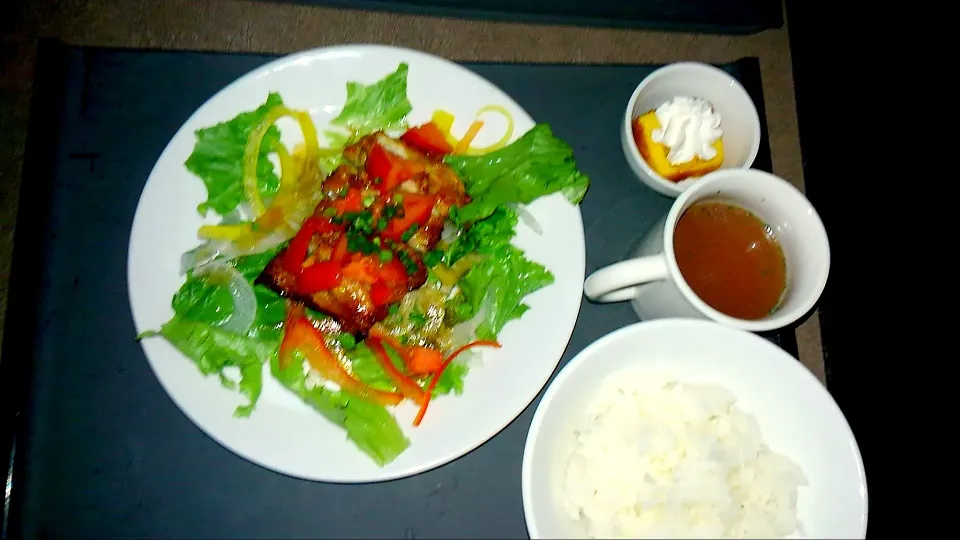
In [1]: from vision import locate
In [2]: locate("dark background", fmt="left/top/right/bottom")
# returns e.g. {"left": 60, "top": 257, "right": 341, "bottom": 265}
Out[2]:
{"left": 787, "top": 1, "right": 893, "bottom": 533}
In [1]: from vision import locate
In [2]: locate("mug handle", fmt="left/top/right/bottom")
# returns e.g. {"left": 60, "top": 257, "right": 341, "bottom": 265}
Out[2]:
{"left": 583, "top": 255, "right": 669, "bottom": 303}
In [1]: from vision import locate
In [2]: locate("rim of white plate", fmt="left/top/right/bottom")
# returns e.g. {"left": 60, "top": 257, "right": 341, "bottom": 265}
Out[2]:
{"left": 126, "top": 44, "right": 586, "bottom": 483}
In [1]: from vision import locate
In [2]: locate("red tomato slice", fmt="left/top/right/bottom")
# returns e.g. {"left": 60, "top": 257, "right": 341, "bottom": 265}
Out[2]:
{"left": 296, "top": 261, "right": 342, "bottom": 294}
{"left": 382, "top": 194, "right": 436, "bottom": 242}
{"left": 366, "top": 143, "right": 423, "bottom": 194}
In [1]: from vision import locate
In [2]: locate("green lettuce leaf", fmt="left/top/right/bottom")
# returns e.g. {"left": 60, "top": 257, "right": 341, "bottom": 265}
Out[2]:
{"left": 430, "top": 356, "right": 469, "bottom": 396}
{"left": 446, "top": 208, "right": 554, "bottom": 340}
{"left": 445, "top": 124, "right": 591, "bottom": 224}
{"left": 148, "top": 247, "right": 411, "bottom": 464}
{"left": 171, "top": 247, "right": 286, "bottom": 336}
{"left": 185, "top": 93, "right": 284, "bottom": 217}
{"left": 269, "top": 351, "right": 409, "bottom": 467}
{"left": 158, "top": 248, "right": 286, "bottom": 416}
{"left": 331, "top": 63, "right": 412, "bottom": 135}
{"left": 445, "top": 205, "right": 517, "bottom": 266}
{"left": 150, "top": 311, "right": 410, "bottom": 464}
{"left": 150, "top": 315, "right": 275, "bottom": 417}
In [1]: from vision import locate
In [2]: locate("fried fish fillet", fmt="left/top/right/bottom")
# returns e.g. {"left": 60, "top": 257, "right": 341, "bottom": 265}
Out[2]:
{"left": 256, "top": 132, "right": 469, "bottom": 335}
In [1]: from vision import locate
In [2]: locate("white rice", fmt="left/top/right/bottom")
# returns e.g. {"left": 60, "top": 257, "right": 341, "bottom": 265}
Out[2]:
{"left": 560, "top": 372, "right": 808, "bottom": 539}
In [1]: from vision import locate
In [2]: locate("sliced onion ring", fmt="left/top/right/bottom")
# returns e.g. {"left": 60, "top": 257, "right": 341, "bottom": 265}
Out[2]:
{"left": 180, "top": 227, "right": 289, "bottom": 275}
{"left": 449, "top": 288, "right": 496, "bottom": 351}
{"left": 440, "top": 220, "right": 460, "bottom": 246}
{"left": 508, "top": 203, "right": 543, "bottom": 235}
{"left": 193, "top": 262, "right": 258, "bottom": 335}
{"left": 465, "top": 105, "right": 515, "bottom": 155}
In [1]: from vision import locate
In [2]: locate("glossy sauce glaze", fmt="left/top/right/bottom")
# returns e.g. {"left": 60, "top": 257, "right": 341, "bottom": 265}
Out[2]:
{"left": 673, "top": 201, "right": 786, "bottom": 320}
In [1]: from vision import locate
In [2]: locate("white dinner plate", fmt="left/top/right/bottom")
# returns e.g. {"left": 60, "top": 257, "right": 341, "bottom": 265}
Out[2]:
{"left": 127, "top": 44, "right": 586, "bottom": 483}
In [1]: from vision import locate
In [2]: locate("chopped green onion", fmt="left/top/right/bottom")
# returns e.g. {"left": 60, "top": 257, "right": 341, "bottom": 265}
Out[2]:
{"left": 423, "top": 249, "right": 444, "bottom": 267}
{"left": 400, "top": 223, "right": 419, "bottom": 242}
{"left": 409, "top": 310, "right": 427, "bottom": 327}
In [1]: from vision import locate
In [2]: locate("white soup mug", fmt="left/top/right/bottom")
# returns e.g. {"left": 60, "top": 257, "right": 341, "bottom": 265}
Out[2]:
{"left": 582, "top": 169, "right": 830, "bottom": 332}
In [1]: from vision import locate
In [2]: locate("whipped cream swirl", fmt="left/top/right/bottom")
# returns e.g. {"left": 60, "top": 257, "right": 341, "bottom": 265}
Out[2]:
{"left": 651, "top": 96, "right": 723, "bottom": 165}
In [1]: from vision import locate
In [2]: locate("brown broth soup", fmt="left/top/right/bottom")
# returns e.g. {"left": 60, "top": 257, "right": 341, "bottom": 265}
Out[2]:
{"left": 673, "top": 201, "right": 786, "bottom": 320}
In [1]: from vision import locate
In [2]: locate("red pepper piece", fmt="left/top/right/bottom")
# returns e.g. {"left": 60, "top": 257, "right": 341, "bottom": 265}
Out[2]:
{"left": 284, "top": 217, "right": 320, "bottom": 274}
{"left": 296, "top": 261, "right": 343, "bottom": 294}
{"left": 278, "top": 305, "right": 305, "bottom": 370}
{"left": 369, "top": 282, "right": 395, "bottom": 307}
{"left": 400, "top": 122, "right": 454, "bottom": 156}
{"left": 282, "top": 217, "right": 340, "bottom": 274}
{"left": 381, "top": 194, "right": 436, "bottom": 242}
{"left": 366, "top": 143, "right": 423, "bottom": 194}
{"left": 333, "top": 187, "right": 364, "bottom": 215}
{"left": 330, "top": 235, "right": 349, "bottom": 263}
{"left": 279, "top": 307, "right": 403, "bottom": 406}
{"left": 378, "top": 257, "right": 409, "bottom": 284}
{"left": 369, "top": 258, "right": 409, "bottom": 307}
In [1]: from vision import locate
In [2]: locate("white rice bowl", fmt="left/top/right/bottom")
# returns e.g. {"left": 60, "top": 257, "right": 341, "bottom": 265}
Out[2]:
{"left": 521, "top": 320, "right": 867, "bottom": 539}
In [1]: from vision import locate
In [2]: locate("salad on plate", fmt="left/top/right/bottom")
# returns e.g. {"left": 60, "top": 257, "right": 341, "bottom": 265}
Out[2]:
{"left": 138, "top": 62, "right": 590, "bottom": 466}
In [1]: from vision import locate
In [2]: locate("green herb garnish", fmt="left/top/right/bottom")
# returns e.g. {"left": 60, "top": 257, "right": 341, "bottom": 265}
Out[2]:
{"left": 400, "top": 223, "right": 419, "bottom": 242}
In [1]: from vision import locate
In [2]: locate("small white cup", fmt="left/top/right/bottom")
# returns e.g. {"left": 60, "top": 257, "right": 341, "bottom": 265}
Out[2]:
{"left": 622, "top": 62, "right": 762, "bottom": 198}
{"left": 582, "top": 169, "right": 830, "bottom": 333}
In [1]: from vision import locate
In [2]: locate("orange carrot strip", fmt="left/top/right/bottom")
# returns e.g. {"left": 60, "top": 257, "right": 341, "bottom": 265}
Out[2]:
{"left": 413, "top": 340, "right": 501, "bottom": 427}
{"left": 367, "top": 337, "right": 427, "bottom": 406}
{"left": 454, "top": 120, "right": 485, "bottom": 154}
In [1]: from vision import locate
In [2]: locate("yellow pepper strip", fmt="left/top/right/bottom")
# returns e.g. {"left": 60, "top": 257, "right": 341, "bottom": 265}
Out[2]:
{"left": 197, "top": 223, "right": 252, "bottom": 241}
{"left": 242, "top": 105, "right": 320, "bottom": 218}
{"left": 235, "top": 118, "right": 326, "bottom": 251}
{"left": 430, "top": 105, "right": 516, "bottom": 156}
{"left": 431, "top": 254, "right": 484, "bottom": 287}
{"left": 465, "top": 105, "right": 515, "bottom": 155}
{"left": 196, "top": 104, "right": 331, "bottom": 253}
{"left": 430, "top": 110, "right": 459, "bottom": 147}
{"left": 197, "top": 137, "right": 285, "bottom": 241}
{"left": 274, "top": 141, "right": 297, "bottom": 188}
{"left": 293, "top": 110, "right": 320, "bottom": 165}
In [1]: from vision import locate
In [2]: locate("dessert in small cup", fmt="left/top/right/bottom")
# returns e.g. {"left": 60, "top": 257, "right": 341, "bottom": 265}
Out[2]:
{"left": 621, "top": 62, "right": 762, "bottom": 198}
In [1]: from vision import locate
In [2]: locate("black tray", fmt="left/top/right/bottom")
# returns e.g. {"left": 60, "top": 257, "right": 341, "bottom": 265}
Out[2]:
{"left": 260, "top": 0, "right": 784, "bottom": 34}
{"left": 1, "top": 40, "right": 800, "bottom": 539}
